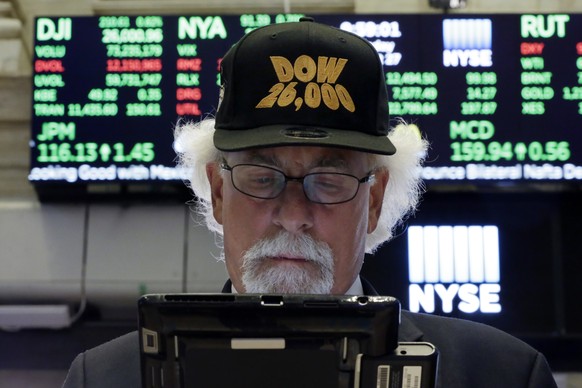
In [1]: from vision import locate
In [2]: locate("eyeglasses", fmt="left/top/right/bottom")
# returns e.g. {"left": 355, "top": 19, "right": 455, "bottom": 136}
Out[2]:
{"left": 221, "top": 163, "right": 375, "bottom": 205}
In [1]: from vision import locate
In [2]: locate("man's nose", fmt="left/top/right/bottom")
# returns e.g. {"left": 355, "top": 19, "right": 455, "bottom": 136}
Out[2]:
{"left": 272, "top": 181, "right": 314, "bottom": 233}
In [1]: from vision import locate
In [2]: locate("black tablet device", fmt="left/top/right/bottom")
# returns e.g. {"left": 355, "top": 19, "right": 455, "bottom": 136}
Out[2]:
{"left": 138, "top": 293, "right": 401, "bottom": 388}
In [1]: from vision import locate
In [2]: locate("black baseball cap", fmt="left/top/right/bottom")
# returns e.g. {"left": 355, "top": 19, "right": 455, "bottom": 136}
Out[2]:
{"left": 214, "top": 17, "right": 396, "bottom": 155}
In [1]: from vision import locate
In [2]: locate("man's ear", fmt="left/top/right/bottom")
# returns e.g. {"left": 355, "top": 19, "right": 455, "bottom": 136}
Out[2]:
{"left": 206, "top": 162, "right": 224, "bottom": 225}
{"left": 367, "top": 168, "right": 389, "bottom": 234}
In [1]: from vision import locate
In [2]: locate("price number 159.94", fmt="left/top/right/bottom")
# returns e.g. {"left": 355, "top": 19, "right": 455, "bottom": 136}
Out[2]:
{"left": 450, "top": 141, "right": 571, "bottom": 162}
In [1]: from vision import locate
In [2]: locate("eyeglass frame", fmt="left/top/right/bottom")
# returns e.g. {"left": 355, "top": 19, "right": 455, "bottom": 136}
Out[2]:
{"left": 220, "top": 162, "right": 376, "bottom": 205}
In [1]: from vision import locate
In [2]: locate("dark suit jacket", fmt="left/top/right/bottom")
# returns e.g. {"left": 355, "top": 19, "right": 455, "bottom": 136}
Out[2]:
{"left": 62, "top": 279, "right": 557, "bottom": 387}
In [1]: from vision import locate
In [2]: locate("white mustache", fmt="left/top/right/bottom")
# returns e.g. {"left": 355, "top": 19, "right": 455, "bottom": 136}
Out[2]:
{"left": 242, "top": 231, "right": 333, "bottom": 268}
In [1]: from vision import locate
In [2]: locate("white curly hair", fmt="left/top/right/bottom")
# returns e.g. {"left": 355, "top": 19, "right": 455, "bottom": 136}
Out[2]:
{"left": 174, "top": 118, "right": 428, "bottom": 253}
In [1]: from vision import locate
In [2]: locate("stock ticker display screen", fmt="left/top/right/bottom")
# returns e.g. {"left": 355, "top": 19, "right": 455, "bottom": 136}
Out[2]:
{"left": 29, "top": 14, "right": 582, "bottom": 186}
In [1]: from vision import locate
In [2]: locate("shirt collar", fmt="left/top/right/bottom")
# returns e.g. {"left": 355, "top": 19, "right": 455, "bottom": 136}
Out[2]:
{"left": 345, "top": 276, "right": 364, "bottom": 295}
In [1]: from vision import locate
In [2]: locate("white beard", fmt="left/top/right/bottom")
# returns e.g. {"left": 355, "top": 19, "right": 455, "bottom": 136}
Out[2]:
{"left": 241, "top": 231, "right": 334, "bottom": 294}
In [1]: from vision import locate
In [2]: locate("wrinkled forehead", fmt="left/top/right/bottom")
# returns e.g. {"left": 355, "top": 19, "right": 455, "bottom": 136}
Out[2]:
{"left": 223, "top": 146, "right": 373, "bottom": 172}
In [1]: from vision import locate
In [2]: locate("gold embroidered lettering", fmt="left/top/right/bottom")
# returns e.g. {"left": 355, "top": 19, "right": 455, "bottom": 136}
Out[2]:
{"left": 304, "top": 82, "right": 321, "bottom": 108}
{"left": 277, "top": 82, "right": 298, "bottom": 107}
{"left": 256, "top": 83, "right": 284, "bottom": 108}
{"left": 317, "top": 57, "right": 347, "bottom": 84}
{"left": 270, "top": 57, "right": 294, "bottom": 82}
{"left": 294, "top": 55, "right": 316, "bottom": 83}
{"left": 335, "top": 84, "right": 355, "bottom": 112}
{"left": 294, "top": 97, "right": 303, "bottom": 111}
{"left": 256, "top": 55, "right": 355, "bottom": 113}
{"left": 321, "top": 83, "right": 339, "bottom": 110}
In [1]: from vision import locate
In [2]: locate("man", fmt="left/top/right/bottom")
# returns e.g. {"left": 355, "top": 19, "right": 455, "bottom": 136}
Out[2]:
{"left": 63, "top": 18, "right": 557, "bottom": 387}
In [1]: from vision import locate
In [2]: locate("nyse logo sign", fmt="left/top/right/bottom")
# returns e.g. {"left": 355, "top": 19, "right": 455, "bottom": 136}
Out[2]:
{"left": 407, "top": 225, "right": 502, "bottom": 314}
{"left": 442, "top": 19, "right": 492, "bottom": 67}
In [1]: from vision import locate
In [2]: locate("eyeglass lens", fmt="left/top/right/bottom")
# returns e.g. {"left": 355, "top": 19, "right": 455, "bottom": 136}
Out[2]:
{"left": 230, "top": 164, "right": 363, "bottom": 204}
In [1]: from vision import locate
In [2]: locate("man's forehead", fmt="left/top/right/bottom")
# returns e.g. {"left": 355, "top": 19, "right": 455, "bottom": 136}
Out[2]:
{"left": 226, "top": 146, "right": 367, "bottom": 169}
